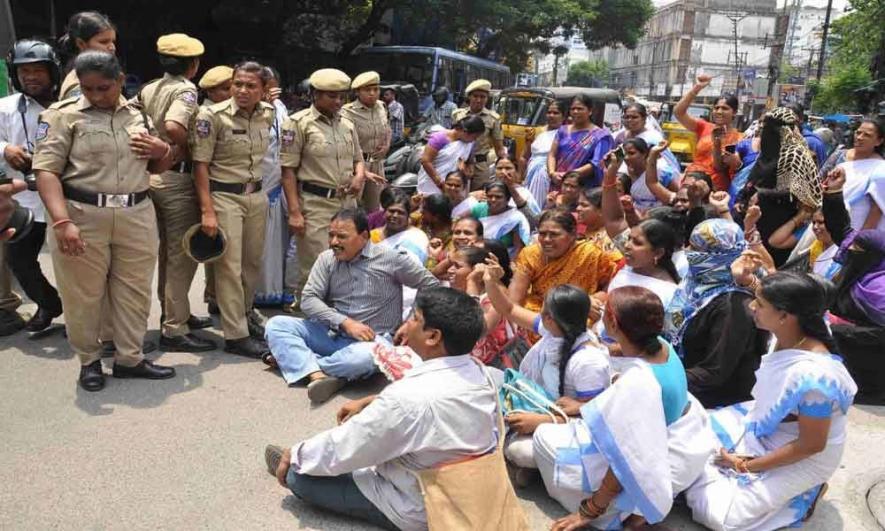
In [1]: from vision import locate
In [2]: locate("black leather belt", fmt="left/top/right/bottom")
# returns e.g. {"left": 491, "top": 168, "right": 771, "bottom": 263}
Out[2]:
{"left": 173, "top": 160, "right": 193, "bottom": 173}
{"left": 300, "top": 181, "right": 338, "bottom": 199}
{"left": 474, "top": 154, "right": 488, "bottom": 163}
{"left": 209, "top": 180, "right": 262, "bottom": 195}
{"left": 63, "top": 185, "right": 149, "bottom": 208}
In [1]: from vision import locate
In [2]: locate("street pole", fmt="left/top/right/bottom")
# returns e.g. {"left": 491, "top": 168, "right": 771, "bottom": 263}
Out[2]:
{"left": 815, "top": 0, "right": 833, "bottom": 81}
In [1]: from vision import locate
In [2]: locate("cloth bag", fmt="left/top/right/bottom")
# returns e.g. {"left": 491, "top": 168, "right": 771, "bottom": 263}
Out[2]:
{"left": 499, "top": 368, "right": 568, "bottom": 423}
{"left": 410, "top": 362, "right": 530, "bottom": 531}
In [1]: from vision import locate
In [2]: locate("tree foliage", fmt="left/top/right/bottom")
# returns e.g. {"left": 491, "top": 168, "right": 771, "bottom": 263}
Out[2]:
{"left": 812, "top": 0, "right": 883, "bottom": 112}
{"left": 567, "top": 60, "right": 610, "bottom": 87}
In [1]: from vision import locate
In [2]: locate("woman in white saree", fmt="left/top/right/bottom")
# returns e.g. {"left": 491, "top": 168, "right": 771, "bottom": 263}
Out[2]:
{"left": 540, "top": 287, "right": 716, "bottom": 530}
{"left": 686, "top": 272, "right": 858, "bottom": 531}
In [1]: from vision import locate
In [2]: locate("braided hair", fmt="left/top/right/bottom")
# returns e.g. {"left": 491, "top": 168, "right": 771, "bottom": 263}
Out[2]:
{"left": 543, "top": 285, "right": 591, "bottom": 397}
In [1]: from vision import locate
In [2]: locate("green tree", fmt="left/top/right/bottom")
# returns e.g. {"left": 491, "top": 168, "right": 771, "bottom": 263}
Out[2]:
{"left": 567, "top": 60, "right": 610, "bottom": 87}
{"left": 812, "top": 0, "right": 883, "bottom": 112}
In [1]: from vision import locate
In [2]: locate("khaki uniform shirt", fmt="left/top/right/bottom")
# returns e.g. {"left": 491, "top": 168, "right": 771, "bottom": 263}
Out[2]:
{"left": 59, "top": 70, "right": 80, "bottom": 100}
{"left": 451, "top": 107, "right": 503, "bottom": 158}
{"left": 341, "top": 100, "right": 388, "bottom": 162}
{"left": 280, "top": 106, "right": 362, "bottom": 189}
{"left": 190, "top": 98, "right": 274, "bottom": 184}
{"left": 136, "top": 73, "right": 198, "bottom": 144}
{"left": 32, "top": 95, "right": 157, "bottom": 194}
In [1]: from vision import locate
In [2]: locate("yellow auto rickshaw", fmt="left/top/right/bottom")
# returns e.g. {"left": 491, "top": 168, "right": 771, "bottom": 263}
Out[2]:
{"left": 497, "top": 87, "right": 623, "bottom": 159}
{"left": 660, "top": 103, "right": 710, "bottom": 166}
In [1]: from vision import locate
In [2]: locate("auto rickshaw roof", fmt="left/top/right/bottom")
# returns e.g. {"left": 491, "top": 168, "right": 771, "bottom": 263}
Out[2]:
{"left": 501, "top": 86, "right": 621, "bottom": 104}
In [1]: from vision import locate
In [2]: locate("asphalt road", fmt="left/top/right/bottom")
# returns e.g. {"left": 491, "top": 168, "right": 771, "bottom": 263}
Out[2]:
{"left": 1, "top": 254, "right": 882, "bottom": 530}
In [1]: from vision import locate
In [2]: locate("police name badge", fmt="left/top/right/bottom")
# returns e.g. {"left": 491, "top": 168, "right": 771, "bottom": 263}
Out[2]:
{"left": 195, "top": 119, "right": 211, "bottom": 138}
{"left": 282, "top": 129, "right": 295, "bottom": 147}
{"left": 35, "top": 121, "right": 50, "bottom": 142}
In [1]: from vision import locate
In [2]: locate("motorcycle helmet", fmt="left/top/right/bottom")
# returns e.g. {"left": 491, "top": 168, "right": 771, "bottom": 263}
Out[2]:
{"left": 6, "top": 39, "right": 62, "bottom": 93}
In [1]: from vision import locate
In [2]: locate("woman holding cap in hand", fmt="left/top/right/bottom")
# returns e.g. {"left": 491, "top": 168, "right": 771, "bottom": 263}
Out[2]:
{"left": 33, "top": 51, "right": 177, "bottom": 392}
{"left": 342, "top": 71, "right": 390, "bottom": 212}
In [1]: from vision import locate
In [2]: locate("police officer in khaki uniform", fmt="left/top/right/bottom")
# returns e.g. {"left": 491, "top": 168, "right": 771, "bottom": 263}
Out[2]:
{"left": 199, "top": 66, "right": 234, "bottom": 106}
{"left": 137, "top": 33, "right": 215, "bottom": 352}
{"left": 341, "top": 71, "right": 389, "bottom": 211}
{"left": 451, "top": 79, "right": 506, "bottom": 191}
{"left": 196, "top": 65, "right": 234, "bottom": 315}
{"left": 33, "top": 51, "right": 177, "bottom": 391}
{"left": 191, "top": 61, "right": 275, "bottom": 358}
{"left": 279, "top": 69, "right": 384, "bottom": 306}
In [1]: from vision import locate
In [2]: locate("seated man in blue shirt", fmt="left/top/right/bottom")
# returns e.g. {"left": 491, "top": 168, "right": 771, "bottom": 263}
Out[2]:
{"left": 264, "top": 287, "right": 501, "bottom": 530}
{"left": 264, "top": 208, "right": 439, "bottom": 402}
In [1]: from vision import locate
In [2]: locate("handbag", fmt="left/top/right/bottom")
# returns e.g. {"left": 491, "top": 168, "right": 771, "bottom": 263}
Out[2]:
{"left": 491, "top": 323, "right": 530, "bottom": 370}
{"left": 499, "top": 368, "right": 568, "bottom": 424}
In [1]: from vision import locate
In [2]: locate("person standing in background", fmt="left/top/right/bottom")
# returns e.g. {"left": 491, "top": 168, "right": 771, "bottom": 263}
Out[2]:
{"left": 0, "top": 39, "right": 64, "bottom": 334}
{"left": 382, "top": 88, "right": 404, "bottom": 144}
{"left": 342, "top": 71, "right": 390, "bottom": 212}
{"left": 254, "top": 66, "right": 296, "bottom": 309}
{"left": 137, "top": 33, "right": 215, "bottom": 353}
{"left": 57, "top": 11, "right": 117, "bottom": 100}
{"left": 451, "top": 80, "right": 506, "bottom": 191}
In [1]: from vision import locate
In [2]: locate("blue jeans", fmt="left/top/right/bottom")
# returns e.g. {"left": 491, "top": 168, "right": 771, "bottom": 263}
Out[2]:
{"left": 265, "top": 316, "right": 384, "bottom": 384}
{"left": 286, "top": 468, "right": 397, "bottom": 529}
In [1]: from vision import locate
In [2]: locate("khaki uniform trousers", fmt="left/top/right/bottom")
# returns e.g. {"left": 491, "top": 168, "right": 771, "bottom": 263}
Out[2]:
{"left": 204, "top": 263, "right": 216, "bottom": 302}
{"left": 360, "top": 159, "right": 385, "bottom": 212}
{"left": 212, "top": 190, "right": 268, "bottom": 339}
{"left": 0, "top": 243, "right": 22, "bottom": 312}
{"left": 150, "top": 171, "right": 201, "bottom": 337}
{"left": 294, "top": 191, "right": 355, "bottom": 297}
{"left": 49, "top": 199, "right": 158, "bottom": 367}
{"left": 470, "top": 158, "right": 495, "bottom": 192}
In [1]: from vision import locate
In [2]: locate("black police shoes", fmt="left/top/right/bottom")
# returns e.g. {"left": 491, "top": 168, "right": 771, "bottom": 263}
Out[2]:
{"left": 224, "top": 337, "right": 269, "bottom": 359}
{"left": 79, "top": 360, "right": 105, "bottom": 392}
{"left": 112, "top": 360, "right": 176, "bottom": 380}
{"left": 0, "top": 309, "right": 26, "bottom": 336}
{"left": 187, "top": 314, "right": 213, "bottom": 330}
{"left": 160, "top": 333, "right": 216, "bottom": 353}
{"left": 24, "top": 307, "right": 62, "bottom": 332}
{"left": 102, "top": 339, "right": 158, "bottom": 357}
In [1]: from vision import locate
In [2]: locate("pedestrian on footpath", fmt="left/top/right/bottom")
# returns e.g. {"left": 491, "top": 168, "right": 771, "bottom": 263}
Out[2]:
{"left": 279, "top": 68, "right": 384, "bottom": 310}
{"left": 136, "top": 33, "right": 215, "bottom": 353}
{"left": 342, "top": 71, "right": 390, "bottom": 212}
{"left": 0, "top": 39, "right": 64, "bottom": 333}
{"left": 33, "top": 51, "right": 178, "bottom": 391}
{"left": 191, "top": 61, "right": 275, "bottom": 358}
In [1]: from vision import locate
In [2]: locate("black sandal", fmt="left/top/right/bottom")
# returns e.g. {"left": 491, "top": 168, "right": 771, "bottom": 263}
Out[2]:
{"left": 261, "top": 352, "right": 278, "bottom": 369}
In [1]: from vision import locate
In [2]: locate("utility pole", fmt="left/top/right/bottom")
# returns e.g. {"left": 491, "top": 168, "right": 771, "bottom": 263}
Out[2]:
{"left": 815, "top": 0, "right": 833, "bottom": 81}
{"left": 725, "top": 11, "right": 748, "bottom": 91}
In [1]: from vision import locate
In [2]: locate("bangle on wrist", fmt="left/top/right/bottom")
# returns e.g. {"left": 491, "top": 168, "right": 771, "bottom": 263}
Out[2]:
{"left": 602, "top": 182, "right": 618, "bottom": 189}
{"left": 52, "top": 218, "right": 72, "bottom": 229}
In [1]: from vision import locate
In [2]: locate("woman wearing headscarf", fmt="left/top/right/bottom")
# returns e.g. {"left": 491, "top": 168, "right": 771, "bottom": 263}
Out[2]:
{"left": 740, "top": 107, "right": 823, "bottom": 267}
{"left": 821, "top": 170, "right": 885, "bottom": 403}
{"left": 664, "top": 219, "right": 769, "bottom": 408}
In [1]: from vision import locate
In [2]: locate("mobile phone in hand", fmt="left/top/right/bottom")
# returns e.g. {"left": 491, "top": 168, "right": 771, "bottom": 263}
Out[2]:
{"left": 614, "top": 145, "right": 626, "bottom": 160}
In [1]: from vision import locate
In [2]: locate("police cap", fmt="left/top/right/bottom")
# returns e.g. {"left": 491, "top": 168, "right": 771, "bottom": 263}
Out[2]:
{"left": 182, "top": 223, "right": 228, "bottom": 264}
{"left": 465, "top": 79, "right": 492, "bottom": 95}
{"left": 351, "top": 71, "right": 380, "bottom": 90}
{"left": 156, "top": 33, "right": 204, "bottom": 58}
{"left": 198, "top": 66, "right": 233, "bottom": 89}
{"left": 309, "top": 68, "right": 350, "bottom": 92}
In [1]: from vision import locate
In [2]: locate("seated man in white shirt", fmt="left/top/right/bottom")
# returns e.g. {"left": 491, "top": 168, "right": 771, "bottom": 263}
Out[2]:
{"left": 264, "top": 287, "right": 496, "bottom": 531}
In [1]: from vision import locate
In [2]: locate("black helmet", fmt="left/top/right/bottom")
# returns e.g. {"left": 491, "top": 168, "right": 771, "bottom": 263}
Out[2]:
{"left": 6, "top": 39, "right": 62, "bottom": 93}
{"left": 296, "top": 78, "right": 311, "bottom": 95}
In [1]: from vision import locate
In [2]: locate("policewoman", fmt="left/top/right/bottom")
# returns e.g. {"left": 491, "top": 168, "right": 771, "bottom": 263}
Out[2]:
{"left": 451, "top": 79, "right": 505, "bottom": 190}
{"left": 33, "top": 51, "right": 177, "bottom": 392}
{"left": 138, "top": 33, "right": 215, "bottom": 353}
{"left": 191, "top": 61, "right": 275, "bottom": 358}
{"left": 341, "top": 70, "right": 389, "bottom": 211}
{"left": 57, "top": 11, "right": 117, "bottom": 100}
{"left": 196, "top": 65, "right": 234, "bottom": 315}
{"left": 199, "top": 65, "right": 234, "bottom": 106}
{"left": 279, "top": 68, "right": 383, "bottom": 305}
